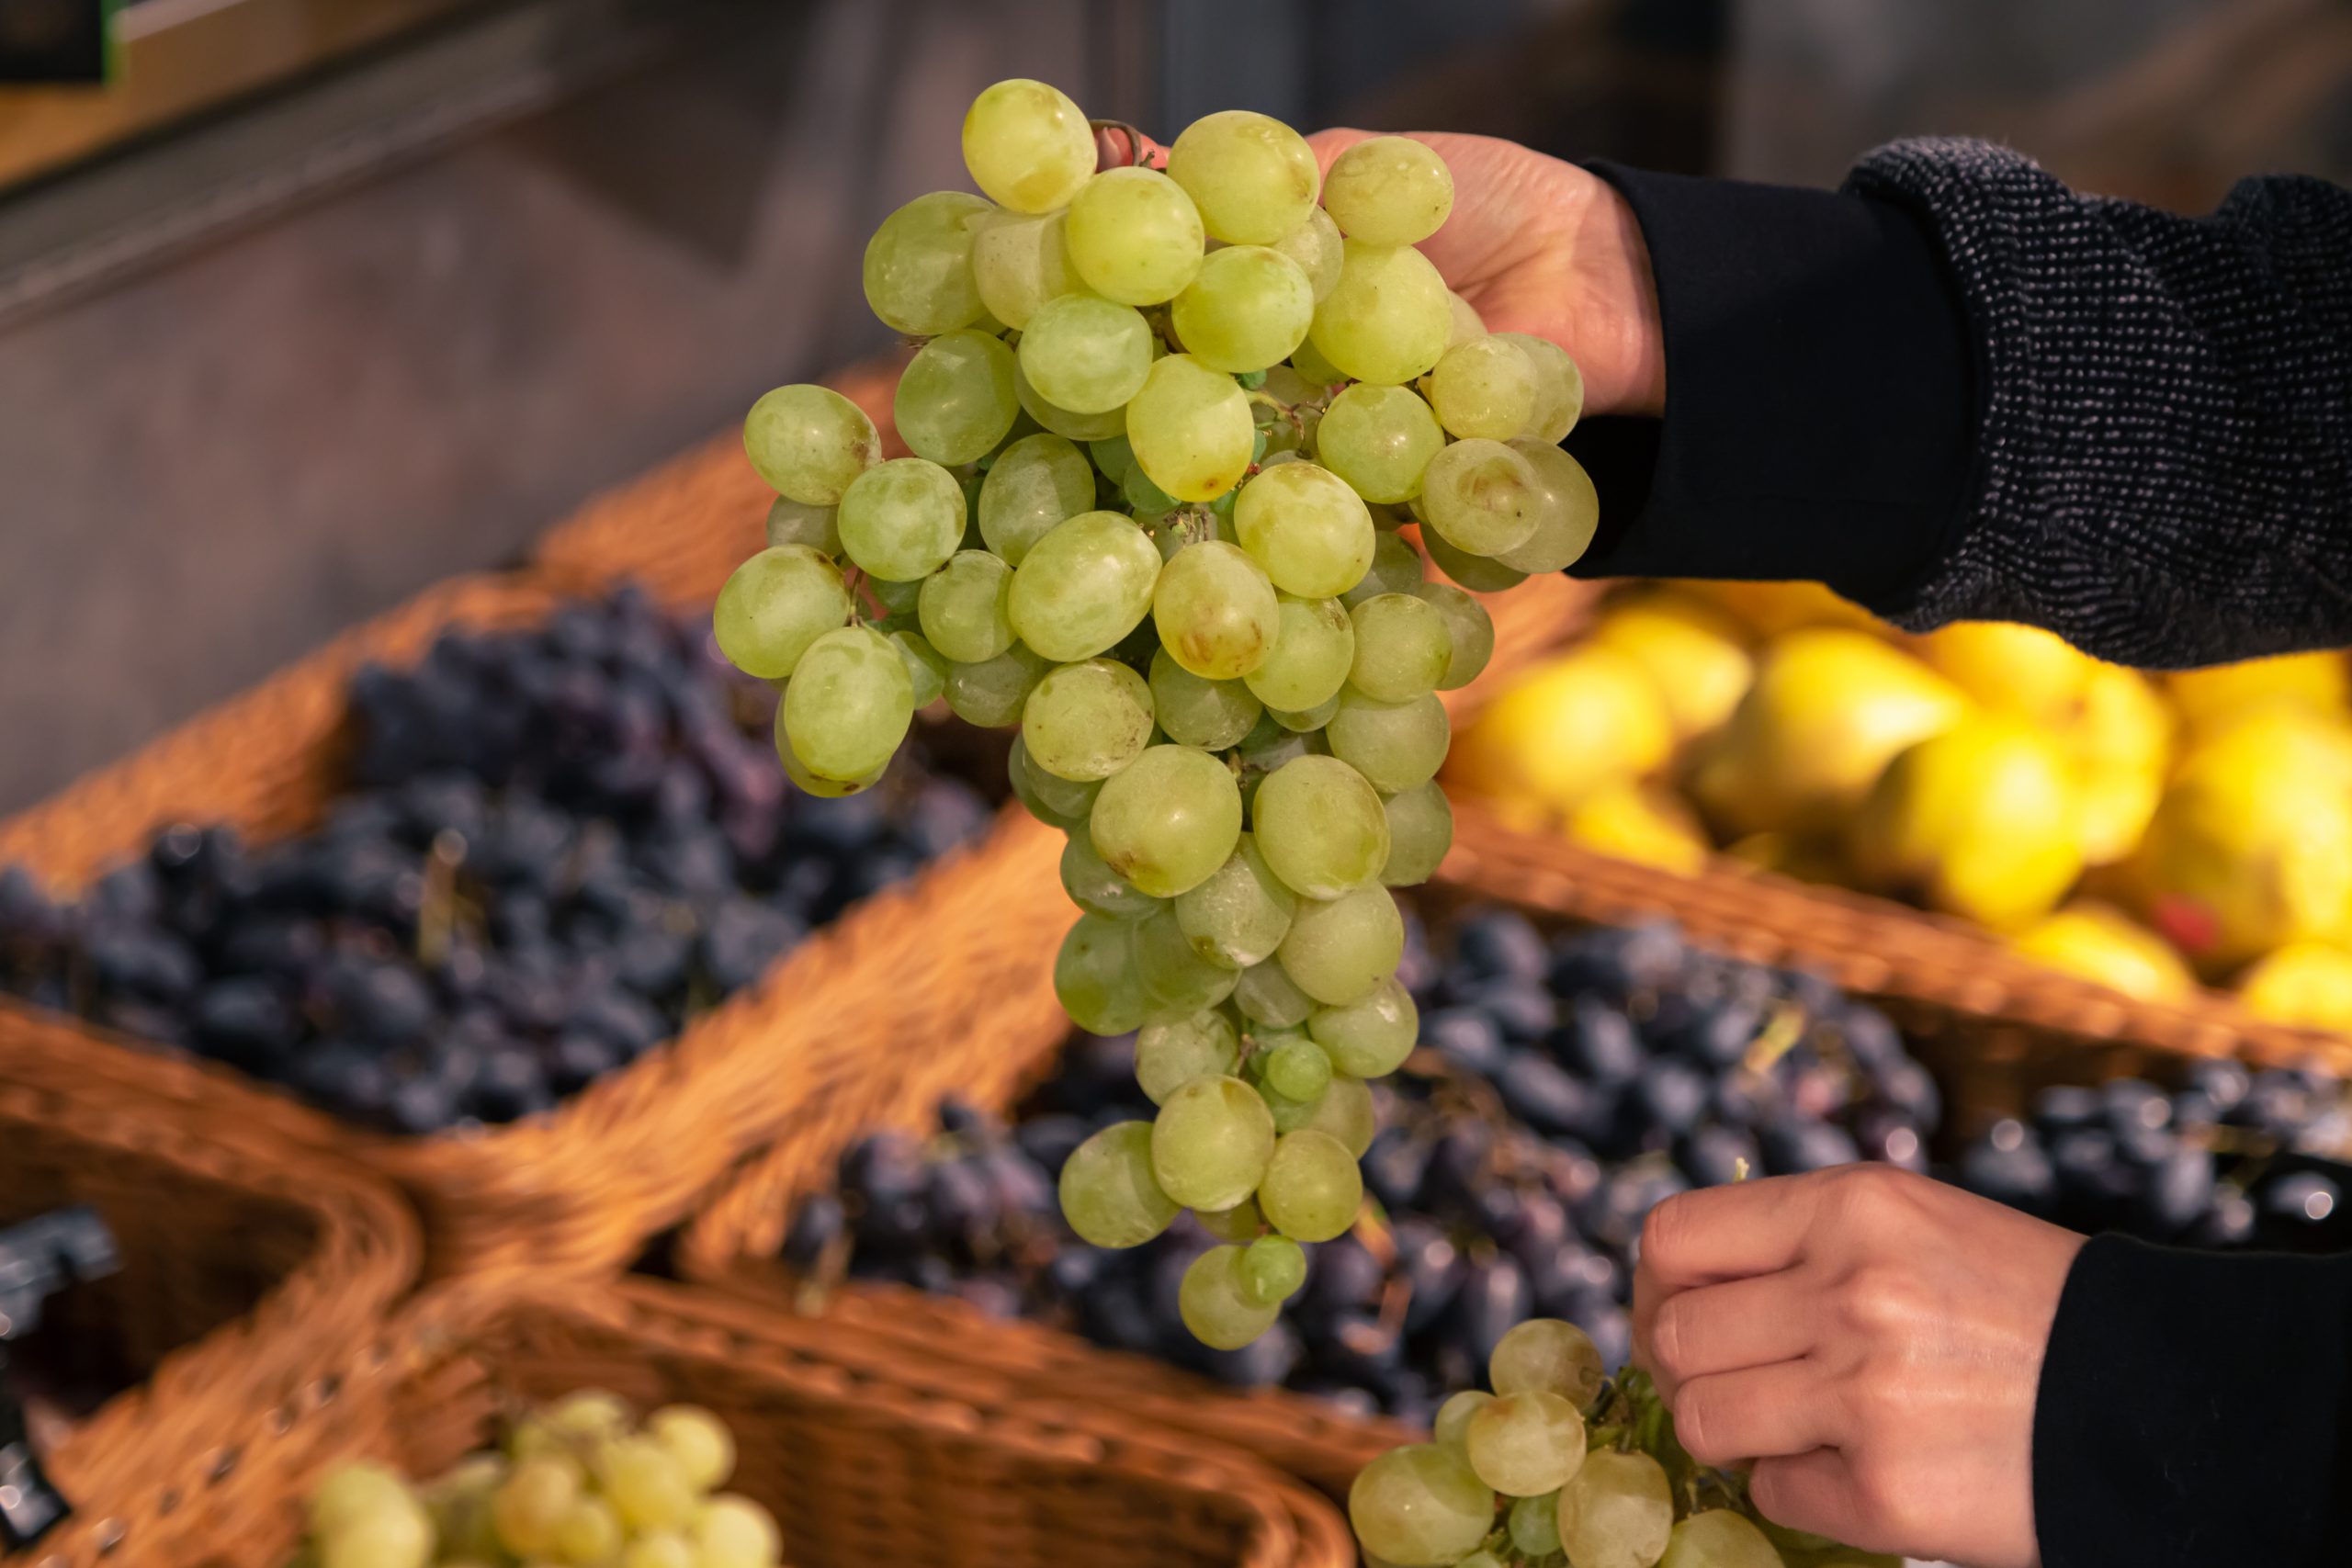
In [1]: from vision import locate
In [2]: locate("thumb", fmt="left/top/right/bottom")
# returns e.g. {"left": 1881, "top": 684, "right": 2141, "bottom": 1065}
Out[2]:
{"left": 1304, "top": 126, "right": 1377, "bottom": 178}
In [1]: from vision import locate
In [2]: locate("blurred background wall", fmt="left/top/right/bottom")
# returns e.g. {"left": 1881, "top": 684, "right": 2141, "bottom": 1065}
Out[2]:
{"left": 0, "top": 0, "right": 2345, "bottom": 813}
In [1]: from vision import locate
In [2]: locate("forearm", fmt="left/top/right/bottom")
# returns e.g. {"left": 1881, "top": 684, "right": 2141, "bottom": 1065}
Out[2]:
{"left": 1568, "top": 144, "right": 2352, "bottom": 668}
{"left": 2034, "top": 1235, "right": 2352, "bottom": 1565}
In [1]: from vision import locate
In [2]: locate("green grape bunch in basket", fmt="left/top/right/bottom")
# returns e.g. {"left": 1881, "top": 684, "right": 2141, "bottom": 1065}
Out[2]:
{"left": 713, "top": 78, "right": 1597, "bottom": 1350}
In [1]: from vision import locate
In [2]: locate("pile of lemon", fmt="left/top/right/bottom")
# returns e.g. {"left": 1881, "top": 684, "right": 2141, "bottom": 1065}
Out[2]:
{"left": 1451, "top": 581, "right": 2352, "bottom": 1031}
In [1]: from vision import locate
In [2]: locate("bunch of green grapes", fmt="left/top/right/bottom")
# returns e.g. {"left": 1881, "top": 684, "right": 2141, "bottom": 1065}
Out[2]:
{"left": 717, "top": 80, "right": 1599, "bottom": 1348}
{"left": 300, "top": 1392, "right": 781, "bottom": 1568}
{"left": 1350, "top": 1321, "right": 1893, "bottom": 1568}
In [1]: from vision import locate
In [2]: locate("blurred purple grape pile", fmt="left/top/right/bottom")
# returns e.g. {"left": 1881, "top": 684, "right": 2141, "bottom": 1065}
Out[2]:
{"left": 0, "top": 588, "right": 993, "bottom": 1134}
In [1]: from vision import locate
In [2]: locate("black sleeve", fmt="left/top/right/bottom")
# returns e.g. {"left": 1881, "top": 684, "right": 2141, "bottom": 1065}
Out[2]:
{"left": 1565, "top": 143, "right": 2352, "bottom": 670}
{"left": 2032, "top": 1234, "right": 2352, "bottom": 1567}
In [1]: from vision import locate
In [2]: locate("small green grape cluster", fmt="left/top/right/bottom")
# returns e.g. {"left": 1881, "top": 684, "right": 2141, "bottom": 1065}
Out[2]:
{"left": 300, "top": 1392, "right": 780, "bottom": 1568}
{"left": 715, "top": 80, "right": 1599, "bottom": 1348}
{"left": 1350, "top": 1322, "right": 1893, "bottom": 1568}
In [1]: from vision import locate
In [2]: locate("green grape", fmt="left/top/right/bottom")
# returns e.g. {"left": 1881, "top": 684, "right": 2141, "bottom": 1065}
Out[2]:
{"left": 1464, "top": 1392, "right": 1586, "bottom": 1497}
{"left": 1089, "top": 434, "right": 1136, "bottom": 483}
{"left": 549, "top": 1391, "right": 631, "bottom": 1440}
{"left": 1151, "top": 1074, "right": 1276, "bottom": 1211}
{"left": 1380, "top": 779, "right": 1454, "bottom": 886}
{"left": 1308, "top": 974, "right": 1417, "bottom": 1077}
{"left": 1153, "top": 539, "right": 1279, "bottom": 679}
{"left": 1055, "top": 913, "right": 1151, "bottom": 1033}
{"left": 1415, "top": 581, "right": 1494, "bottom": 690}
{"left": 1342, "top": 532, "right": 1428, "bottom": 609}
{"left": 1419, "top": 437, "right": 1542, "bottom": 557}
{"left": 1431, "top": 1391, "right": 1493, "bottom": 1451}
{"left": 1556, "top": 1450, "right": 1675, "bottom": 1568}
{"left": 1348, "top": 1444, "right": 1497, "bottom": 1568}
{"left": 599, "top": 1437, "right": 699, "bottom": 1531}
{"left": 1457, "top": 1551, "right": 1508, "bottom": 1568}
{"left": 1234, "top": 958, "right": 1316, "bottom": 1029}
{"left": 1171, "top": 245, "right": 1315, "bottom": 373}
{"left": 1090, "top": 743, "right": 1243, "bottom": 897}
{"left": 1257, "top": 1126, "right": 1363, "bottom": 1240}
{"left": 646, "top": 1404, "right": 733, "bottom": 1493}
{"left": 1149, "top": 647, "right": 1263, "bottom": 749}
{"left": 1127, "top": 354, "right": 1254, "bottom": 502}
{"left": 1321, "top": 136, "right": 1454, "bottom": 245}
{"left": 1243, "top": 593, "right": 1355, "bottom": 712}
{"left": 1066, "top": 167, "right": 1205, "bottom": 304}
{"left": 1288, "top": 333, "right": 1349, "bottom": 388}
{"left": 1252, "top": 754, "right": 1390, "bottom": 898}
{"left": 891, "top": 628, "right": 949, "bottom": 706}
{"left": 1017, "top": 357, "right": 1130, "bottom": 442}
{"left": 696, "top": 1494, "right": 785, "bottom": 1568}
{"left": 1491, "top": 1318, "right": 1606, "bottom": 1408}
{"left": 1135, "top": 1010, "right": 1241, "bottom": 1102}
{"left": 424, "top": 1455, "right": 507, "bottom": 1562}
{"left": 493, "top": 1457, "right": 581, "bottom": 1556}
{"left": 781, "top": 626, "right": 914, "bottom": 782}
{"left": 1263, "top": 1035, "right": 1334, "bottom": 1101}
{"left": 1197, "top": 1195, "right": 1264, "bottom": 1242}
{"left": 619, "top": 1532, "right": 696, "bottom": 1568}
{"left": 1509, "top": 1493, "right": 1563, "bottom": 1559}
{"left": 979, "top": 432, "right": 1095, "bottom": 565}
{"left": 311, "top": 1462, "right": 415, "bottom": 1537}
{"left": 1497, "top": 332, "right": 1586, "bottom": 443}
{"left": 962, "top": 78, "right": 1093, "bottom": 212}
{"left": 1232, "top": 460, "right": 1375, "bottom": 598}
{"left": 1271, "top": 206, "right": 1345, "bottom": 302}
{"left": 918, "top": 549, "right": 1015, "bottom": 662}
{"left": 1445, "top": 288, "right": 1487, "bottom": 347}
{"left": 870, "top": 573, "right": 925, "bottom": 614}
{"left": 1270, "top": 694, "right": 1340, "bottom": 731}
{"left": 1135, "top": 905, "right": 1244, "bottom": 1015}
{"left": 1167, "top": 109, "right": 1320, "bottom": 243}
{"left": 863, "top": 189, "right": 994, "bottom": 335}
{"left": 1315, "top": 382, "right": 1443, "bottom": 504}
{"left": 1012, "top": 735, "right": 1102, "bottom": 825}
{"left": 1428, "top": 333, "right": 1538, "bottom": 440}
{"left": 1240, "top": 1233, "right": 1308, "bottom": 1305}
{"left": 765, "top": 495, "right": 842, "bottom": 555}
{"left": 1061, "top": 829, "right": 1159, "bottom": 919}
{"left": 1007, "top": 510, "right": 1161, "bottom": 660}
{"left": 1328, "top": 689, "right": 1449, "bottom": 793}
{"left": 1497, "top": 437, "right": 1600, "bottom": 572}
{"left": 1179, "top": 1243, "right": 1283, "bottom": 1348}
{"left": 1658, "top": 1508, "right": 1778, "bottom": 1568}
{"left": 743, "top": 384, "right": 881, "bottom": 505}
{"left": 1018, "top": 291, "right": 1155, "bottom": 413}
{"left": 1059, "top": 1120, "right": 1181, "bottom": 1247}
{"left": 1279, "top": 884, "right": 1404, "bottom": 1005}
{"left": 320, "top": 1499, "right": 433, "bottom": 1568}
{"left": 1421, "top": 523, "right": 1528, "bottom": 592}
{"left": 775, "top": 722, "right": 884, "bottom": 797}
{"left": 1174, "top": 833, "right": 1297, "bottom": 967}
{"left": 553, "top": 1495, "right": 623, "bottom": 1565}
{"left": 972, "top": 209, "right": 1082, "bottom": 329}
{"left": 1346, "top": 592, "right": 1453, "bottom": 701}
{"left": 1308, "top": 240, "right": 1451, "bottom": 385}
{"left": 945, "top": 640, "right": 1049, "bottom": 727}
{"left": 838, "top": 457, "right": 966, "bottom": 581}
{"left": 1023, "top": 657, "right": 1154, "bottom": 780}
{"left": 1257, "top": 1071, "right": 1327, "bottom": 1134}
{"left": 894, "top": 329, "right": 1019, "bottom": 466}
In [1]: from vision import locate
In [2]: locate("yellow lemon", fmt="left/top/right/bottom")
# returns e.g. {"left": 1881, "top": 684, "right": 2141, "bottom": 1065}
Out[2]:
{"left": 2236, "top": 942, "right": 2352, "bottom": 1032}
{"left": 1673, "top": 579, "right": 1887, "bottom": 638}
{"left": 2010, "top": 900, "right": 2195, "bottom": 1002}
{"left": 2166, "top": 650, "right": 2350, "bottom": 729}
{"left": 1850, "top": 716, "right": 2084, "bottom": 929}
{"left": 1564, "top": 780, "right": 1711, "bottom": 874}
{"left": 2129, "top": 761, "right": 2352, "bottom": 971}
{"left": 1448, "top": 646, "right": 1673, "bottom": 815}
{"left": 1916, "top": 620, "right": 2101, "bottom": 726}
{"left": 1587, "top": 590, "right": 1755, "bottom": 741}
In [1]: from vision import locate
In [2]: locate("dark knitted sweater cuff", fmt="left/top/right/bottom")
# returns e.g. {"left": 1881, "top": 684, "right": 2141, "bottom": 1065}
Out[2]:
{"left": 2034, "top": 1233, "right": 2352, "bottom": 1566}
{"left": 1562, "top": 163, "right": 1976, "bottom": 607}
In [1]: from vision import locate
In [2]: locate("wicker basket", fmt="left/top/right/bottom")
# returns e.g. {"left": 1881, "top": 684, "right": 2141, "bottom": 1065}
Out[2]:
{"left": 0, "top": 569, "right": 1065, "bottom": 1281}
{"left": 674, "top": 790, "right": 2301, "bottom": 1498}
{"left": 61, "top": 1275, "right": 1352, "bottom": 1568}
{"left": 0, "top": 1005, "right": 417, "bottom": 1568}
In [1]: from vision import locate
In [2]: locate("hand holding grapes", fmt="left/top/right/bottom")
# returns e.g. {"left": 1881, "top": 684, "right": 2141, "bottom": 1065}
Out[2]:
{"left": 1304, "top": 130, "right": 1666, "bottom": 419}
{"left": 1632, "top": 1165, "right": 2086, "bottom": 1568}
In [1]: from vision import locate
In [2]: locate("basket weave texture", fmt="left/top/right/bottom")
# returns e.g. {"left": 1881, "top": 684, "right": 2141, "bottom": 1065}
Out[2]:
{"left": 71, "top": 1275, "right": 1351, "bottom": 1568}
{"left": 0, "top": 1004, "right": 418, "bottom": 1568}
{"left": 0, "top": 567, "right": 1064, "bottom": 1281}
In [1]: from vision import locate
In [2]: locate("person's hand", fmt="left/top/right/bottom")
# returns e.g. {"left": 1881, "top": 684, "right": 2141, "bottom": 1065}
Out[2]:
{"left": 1632, "top": 1165, "right": 2085, "bottom": 1568}
{"left": 1304, "top": 130, "right": 1665, "bottom": 418}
